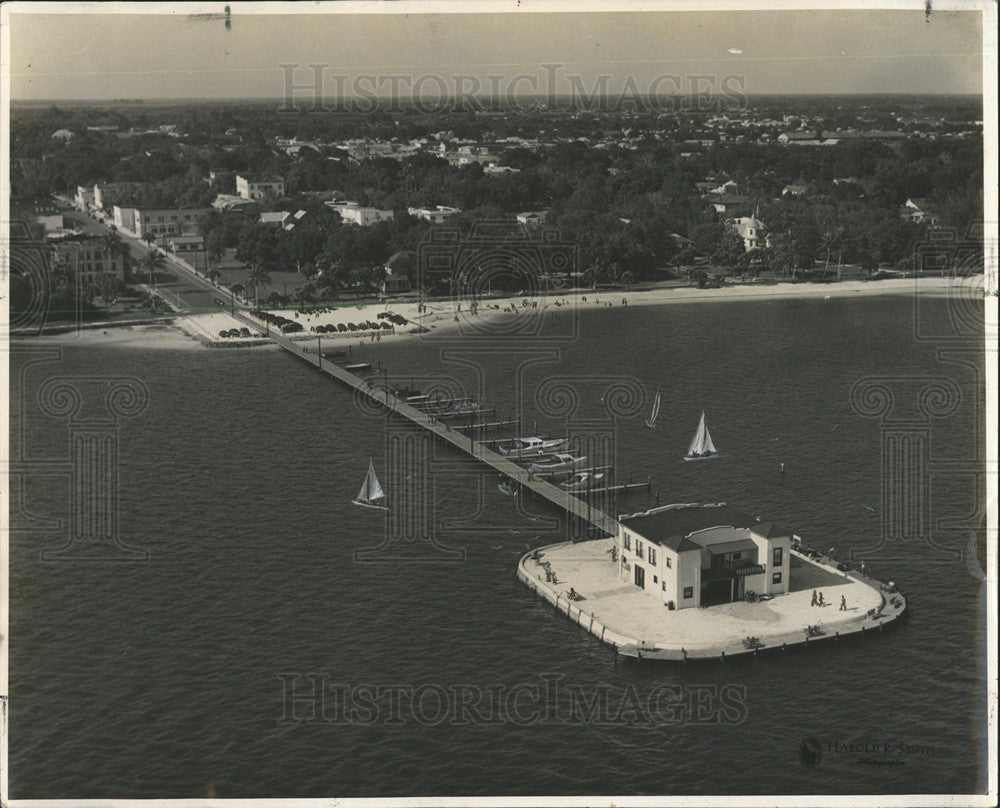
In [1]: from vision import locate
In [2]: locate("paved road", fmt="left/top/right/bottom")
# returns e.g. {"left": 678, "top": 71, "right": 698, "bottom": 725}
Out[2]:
{"left": 58, "top": 199, "right": 233, "bottom": 315}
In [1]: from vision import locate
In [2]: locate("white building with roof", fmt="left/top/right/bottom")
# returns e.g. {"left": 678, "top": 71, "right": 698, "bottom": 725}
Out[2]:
{"left": 618, "top": 504, "right": 792, "bottom": 609}
{"left": 729, "top": 213, "right": 770, "bottom": 251}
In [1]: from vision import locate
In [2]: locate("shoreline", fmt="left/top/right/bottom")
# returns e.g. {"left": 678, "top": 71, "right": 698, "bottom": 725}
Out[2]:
{"left": 10, "top": 274, "right": 979, "bottom": 348}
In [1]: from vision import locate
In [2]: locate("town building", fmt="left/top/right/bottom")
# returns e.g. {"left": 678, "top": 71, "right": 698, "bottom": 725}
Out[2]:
{"left": 113, "top": 206, "right": 210, "bottom": 241}
{"left": 617, "top": 503, "right": 793, "bottom": 609}
{"left": 212, "top": 194, "right": 256, "bottom": 212}
{"left": 94, "top": 182, "right": 141, "bottom": 213}
{"left": 407, "top": 205, "right": 461, "bottom": 224}
{"left": 903, "top": 198, "right": 939, "bottom": 225}
{"left": 75, "top": 186, "right": 96, "bottom": 212}
{"left": 516, "top": 211, "right": 549, "bottom": 226}
{"left": 50, "top": 236, "right": 127, "bottom": 287}
{"left": 328, "top": 202, "right": 395, "bottom": 226}
{"left": 35, "top": 214, "right": 78, "bottom": 239}
{"left": 260, "top": 211, "right": 291, "bottom": 227}
{"left": 236, "top": 175, "right": 286, "bottom": 200}
{"left": 165, "top": 235, "right": 206, "bottom": 270}
{"left": 729, "top": 214, "right": 770, "bottom": 251}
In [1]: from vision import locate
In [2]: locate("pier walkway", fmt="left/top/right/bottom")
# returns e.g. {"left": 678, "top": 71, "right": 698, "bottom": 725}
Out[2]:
{"left": 240, "top": 319, "right": 620, "bottom": 536}
{"left": 240, "top": 312, "right": 907, "bottom": 663}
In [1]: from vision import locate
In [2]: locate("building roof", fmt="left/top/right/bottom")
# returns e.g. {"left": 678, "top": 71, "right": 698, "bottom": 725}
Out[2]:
{"left": 260, "top": 211, "right": 291, "bottom": 224}
{"left": 706, "top": 538, "right": 759, "bottom": 555}
{"left": 621, "top": 504, "right": 784, "bottom": 551}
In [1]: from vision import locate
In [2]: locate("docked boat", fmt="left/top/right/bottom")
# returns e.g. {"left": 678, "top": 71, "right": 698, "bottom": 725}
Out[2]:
{"left": 527, "top": 453, "right": 587, "bottom": 475}
{"left": 559, "top": 471, "right": 605, "bottom": 491}
{"left": 498, "top": 436, "right": 567, "bottom": 457}
{"left": 498, "top": 480, "right": 517, "bottom": 497}
{"left": 684, "top": 411, "right": 719, "bottom": 461}
{"left": 352, "top": 458, "right": 389, "bottom": 510}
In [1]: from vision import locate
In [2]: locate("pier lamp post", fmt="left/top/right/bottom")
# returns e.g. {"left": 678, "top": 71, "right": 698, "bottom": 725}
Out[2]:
{"left": 317, "top": 335, "right": 322, "bottom": 367}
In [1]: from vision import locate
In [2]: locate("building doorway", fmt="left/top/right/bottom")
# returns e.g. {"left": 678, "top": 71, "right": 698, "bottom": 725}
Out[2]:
{"left": 634, "top": 565, "right": 645, "bottom": 589}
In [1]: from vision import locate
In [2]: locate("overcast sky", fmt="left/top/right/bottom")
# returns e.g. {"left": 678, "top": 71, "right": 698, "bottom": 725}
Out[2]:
{"left": 5, "top": 3, "right": 984, "bottom": 101}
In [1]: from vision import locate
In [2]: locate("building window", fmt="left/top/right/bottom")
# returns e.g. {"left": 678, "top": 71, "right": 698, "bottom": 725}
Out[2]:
{"left": 661, "top": 581, "right": 666, "bottom": 591}
{"left": 648, "top": 548, "right": 656, "bottom": 566}
{"left": 636, "top": 541, "right": 643, "bottom": 560}
{"left": 666, "top": 557, "right": 671, "bottom": 569}
{"left": 653, "top": 575, "right": 658, "bottom": 584}
{"left": 772, "top": 572, "right": 782, "bottom": 584}
{"left": 773, "top": 547, "right": 783, "bottom": 567}
{"left": 623, "top": 534, "right": 631, "bottom": 551}
{"left": 683, "top": 587, "right": 693, "bottom": 599}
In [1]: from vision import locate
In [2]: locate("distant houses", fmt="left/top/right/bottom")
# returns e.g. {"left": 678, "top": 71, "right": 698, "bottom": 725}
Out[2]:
{"left": 236, "top": 175, "right": 285, "bottom": 201}
{"left": 212, "top": 194, "right": 256, "bottom": 211}
{"left": 259, "top": 211, "right": 292, "bottom": 227}
{"left": 327, "top": 201, "right": 394, "bottom": 226}
{"left": 903, "top": 198, "right": 939, "bottom": 225}
{"left": 407, "top": 205, "right": 460, "bottom": 224}
{"left": 729, "top": 214, "right": 770, "bottom": 251}
{"left": 516, "top": 210, "right": 548, "bottom": 226}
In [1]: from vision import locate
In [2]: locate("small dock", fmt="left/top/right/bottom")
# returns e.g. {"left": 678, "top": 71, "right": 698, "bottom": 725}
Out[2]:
{"left": 242, "top": 320, "right": 621, "bottom": 535}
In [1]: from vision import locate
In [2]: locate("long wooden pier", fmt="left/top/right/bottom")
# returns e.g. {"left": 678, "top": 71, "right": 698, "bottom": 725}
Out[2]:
{"left": 246, "top": 321, "right": 620, "bottom": 535}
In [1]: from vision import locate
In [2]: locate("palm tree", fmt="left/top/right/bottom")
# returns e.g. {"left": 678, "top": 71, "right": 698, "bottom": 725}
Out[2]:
{"left": 208, "top": 269, "right": 221, "bottom": 286}
{"left": 246, "top": 264, "right": 272, "bottom": 306}
{"left": 142, "top": 231, "right": 156, "bottom": 250}
{"left": 819, "top": 228, "right": 844, "bottom": 278}
{"left": 141, "top": 249, "right": 166, "bottom": 289}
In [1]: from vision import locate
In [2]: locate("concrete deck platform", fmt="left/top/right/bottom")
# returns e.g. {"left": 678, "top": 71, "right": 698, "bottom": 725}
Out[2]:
{"left": 518, "top": 540, "right": 907, "bottom": 661}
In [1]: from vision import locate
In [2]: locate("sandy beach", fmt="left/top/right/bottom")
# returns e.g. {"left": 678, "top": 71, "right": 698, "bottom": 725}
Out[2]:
{"left": 19, "top": 274, "right": 977, "bottom": 349}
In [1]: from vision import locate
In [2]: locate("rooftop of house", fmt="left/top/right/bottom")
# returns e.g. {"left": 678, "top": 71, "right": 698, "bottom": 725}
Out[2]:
{"left": 620, "top": 503, "right": 788, "bottom": 551}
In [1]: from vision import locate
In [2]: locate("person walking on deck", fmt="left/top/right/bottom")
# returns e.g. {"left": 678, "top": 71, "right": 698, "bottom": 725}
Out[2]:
{"left": 811, "top": 590, "right": 818, "bottom": 607}
{"left": 840, "top": 595, "right": 847, "bottom": 611}
{"left": 818, "top": 591, "right": 826, "bottom": 607}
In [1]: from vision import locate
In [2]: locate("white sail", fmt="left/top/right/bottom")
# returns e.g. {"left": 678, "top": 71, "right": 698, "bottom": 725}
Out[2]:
{"left": 355, "top": 458, "right": 386, "bottom": 505}
{"left": 646, "top": 387, "right": 661, "bottom": 428}
{"left": 686, "top": 411, "right": 718, "bottom": 457}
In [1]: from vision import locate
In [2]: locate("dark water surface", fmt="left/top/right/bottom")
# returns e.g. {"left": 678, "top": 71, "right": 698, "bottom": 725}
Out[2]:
{"left": 8, "top": 296, "right": 988, "bottom": 798}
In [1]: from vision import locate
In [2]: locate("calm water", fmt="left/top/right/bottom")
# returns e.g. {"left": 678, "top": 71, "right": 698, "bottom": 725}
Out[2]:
{"left": 8, "top": 295, "right": 988, "bottom": 798}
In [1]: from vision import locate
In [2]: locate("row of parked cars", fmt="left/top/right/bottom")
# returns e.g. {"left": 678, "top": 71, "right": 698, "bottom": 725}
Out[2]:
{"left": 218, "top": 327, "right": 255, "bottom": 339}
{"left": 248, "top": 309, "right": 303, "bottom": 333}
{"left": 311, "top": 321, "right": 394, "bottom": 334}
{"left": 377, "top": 312, "right": 409, "bottom": 326}
{"left": 296, "top": 306, "right": 338, "bottom": 315}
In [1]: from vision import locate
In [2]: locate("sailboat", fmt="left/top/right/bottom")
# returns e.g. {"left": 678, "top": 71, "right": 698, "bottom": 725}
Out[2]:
{"left": 645, "top": 387, "right": 661, "bottom": 429}
{"left": 352, "top": 458, "right": 388, "bottom": 510}
{"left": 684, "top": 411, "right": 719, "bottom": 461}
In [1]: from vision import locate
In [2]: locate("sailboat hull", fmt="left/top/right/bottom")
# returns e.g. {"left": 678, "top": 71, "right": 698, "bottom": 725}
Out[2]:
{"left": 683, "top": 454, "right": 719, "bottom": 462}
{"left": 352, "top": 498, "right": 389, "bottom": 510}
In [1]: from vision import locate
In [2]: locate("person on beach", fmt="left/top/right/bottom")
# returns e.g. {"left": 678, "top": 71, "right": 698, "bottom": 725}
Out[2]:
{"left": 840, "top": 595, "right": 847, "bottom": 611}
{"left": 811, "top": 590, "right": 818, "bottom": 607}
